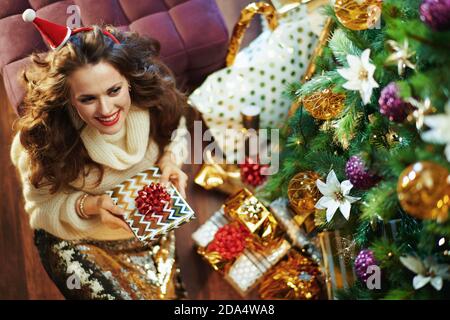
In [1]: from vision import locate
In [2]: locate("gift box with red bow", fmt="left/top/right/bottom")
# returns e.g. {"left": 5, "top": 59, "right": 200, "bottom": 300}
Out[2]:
{"left": 105, "top": 167, "right": 195, "bottom": 243}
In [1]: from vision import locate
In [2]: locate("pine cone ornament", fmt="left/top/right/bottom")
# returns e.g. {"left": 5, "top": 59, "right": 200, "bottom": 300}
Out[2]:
{"left": 239, "top": 157, "right": 269, "bottom": 187}
{"left": 345, "top": 155, "right": 379, "bottom": 189}
{"left": 135, "top": 182, "right": 171, "bottom": 221}
{"left": 379, "top": 82, "right": 414, "bottom": 123}
{"left": 420, "top": 0, "right": 450, "bottom": 31}
{"left": 355, "top": 249, "right": 379, "bottom": 283}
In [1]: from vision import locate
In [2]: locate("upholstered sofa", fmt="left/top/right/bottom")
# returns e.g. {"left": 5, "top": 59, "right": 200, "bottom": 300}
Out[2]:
{"left": 0, "top": 0, "right": 260, "bottom": 115}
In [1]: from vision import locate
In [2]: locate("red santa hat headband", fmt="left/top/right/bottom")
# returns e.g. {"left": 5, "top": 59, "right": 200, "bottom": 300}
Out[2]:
{"left": 22, "top": 9, "right": 120, "bottom": 50}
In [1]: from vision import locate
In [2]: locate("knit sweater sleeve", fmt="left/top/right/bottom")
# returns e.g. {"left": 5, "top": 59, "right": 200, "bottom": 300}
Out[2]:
{"left": 10, "top": 132, "right": 103, "bottom": 240}
{"left": 163, "top": 116, "right": 189, "bottom": 167}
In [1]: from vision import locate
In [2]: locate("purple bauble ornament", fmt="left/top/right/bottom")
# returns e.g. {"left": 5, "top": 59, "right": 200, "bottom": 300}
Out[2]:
{"left": 378, "top": 82, "right": 414, "bottom": 123}
{"left": 355, "top": 249, "right": 378, "bottom": 283}
{"left": 420, "top": 0, "right": 450, "bottom": 31}
{"left": 345, "top": 155, "right": 379, "bottom": 189}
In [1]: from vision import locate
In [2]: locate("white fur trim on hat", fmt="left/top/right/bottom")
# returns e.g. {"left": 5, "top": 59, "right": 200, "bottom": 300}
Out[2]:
{"left": 22, "top": 9, "right": 36, "bottom": 23}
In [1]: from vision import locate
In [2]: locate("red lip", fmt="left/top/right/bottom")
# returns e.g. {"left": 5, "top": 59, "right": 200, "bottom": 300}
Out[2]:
{"left": 96, "top": 110, "right": 121, "bottom": 126}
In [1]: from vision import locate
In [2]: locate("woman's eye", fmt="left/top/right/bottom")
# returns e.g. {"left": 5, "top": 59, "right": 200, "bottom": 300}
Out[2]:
{"left": 110, "top": 87, "right": 121, "bottom": 95}
{"left": 80, "top": 97, "right": 95, "bottom": 104}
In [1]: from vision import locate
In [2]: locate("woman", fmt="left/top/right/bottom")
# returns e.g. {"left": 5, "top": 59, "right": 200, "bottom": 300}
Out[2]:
{"left": 10, "top": 10, "right": 189, "bottom": 299}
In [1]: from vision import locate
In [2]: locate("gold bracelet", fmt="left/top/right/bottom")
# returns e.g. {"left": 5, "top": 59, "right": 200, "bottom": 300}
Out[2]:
{"left": 78, "top": 193, "right": 90, "bottom": 219}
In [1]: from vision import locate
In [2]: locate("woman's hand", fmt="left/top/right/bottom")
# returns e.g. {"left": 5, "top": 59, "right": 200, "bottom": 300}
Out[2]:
{"left": 158, "top": 153, "right": 188, "bottom": 198}
{"left": 77, "top": 194, "right": 131, "bottom": 233}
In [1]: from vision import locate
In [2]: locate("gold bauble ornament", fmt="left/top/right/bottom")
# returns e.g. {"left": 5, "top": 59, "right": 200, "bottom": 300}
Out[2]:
{"left": 288, "top": 171, "right": 322, "bottom": 218}
{"left": 302, "top": 88, "right": 346, "bottom": 120}
{"left": 397, "top": 161, "right": 450, "bottom": 222}
{"left": 334, "top": 0, "right": 383, "bottom": 31}
{"left": 259, "top": 250, "right": 322, "bottom": 300}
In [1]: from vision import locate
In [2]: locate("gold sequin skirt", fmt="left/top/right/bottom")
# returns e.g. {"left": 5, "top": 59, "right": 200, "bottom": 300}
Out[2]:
{"left": 34, "top": 229, "right": 186, "bottom": 300}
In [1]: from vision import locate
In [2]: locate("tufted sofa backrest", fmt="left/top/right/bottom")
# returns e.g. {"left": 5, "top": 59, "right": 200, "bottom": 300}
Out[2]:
{"left": 0, "top": 0, "right": 229, "bottom": 114}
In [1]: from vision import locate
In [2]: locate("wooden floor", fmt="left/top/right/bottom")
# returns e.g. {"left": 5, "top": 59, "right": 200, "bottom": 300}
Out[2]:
{"left": 0, "top": 77, "right": 258, "bottom": 300}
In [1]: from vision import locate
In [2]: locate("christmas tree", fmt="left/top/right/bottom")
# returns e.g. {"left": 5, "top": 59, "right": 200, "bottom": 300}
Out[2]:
{"left": 259, "top": 0, "right": 450, "bottom": 299}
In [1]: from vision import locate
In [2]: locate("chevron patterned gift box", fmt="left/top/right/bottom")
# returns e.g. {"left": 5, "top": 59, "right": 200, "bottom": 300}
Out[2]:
{"left": 105, "top": 167, "right": 195, "bottom": 243}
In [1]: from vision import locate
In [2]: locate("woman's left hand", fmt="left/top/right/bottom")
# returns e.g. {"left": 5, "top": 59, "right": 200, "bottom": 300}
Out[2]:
{"left": 159, "top": 158, "right": 188, "bottom": 198}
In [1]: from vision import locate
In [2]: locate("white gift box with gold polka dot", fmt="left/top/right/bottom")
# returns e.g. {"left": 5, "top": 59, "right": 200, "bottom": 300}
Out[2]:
{"left": 189, "top": 6, "right": 324, "bottom": 162}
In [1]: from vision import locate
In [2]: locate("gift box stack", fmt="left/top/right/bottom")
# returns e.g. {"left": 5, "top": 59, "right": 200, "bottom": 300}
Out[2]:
{"left": 192, "top": 189, "right": 323, "bottom": 299}
{"left": 106, "top": 167, "right": 195, "bottom": 243}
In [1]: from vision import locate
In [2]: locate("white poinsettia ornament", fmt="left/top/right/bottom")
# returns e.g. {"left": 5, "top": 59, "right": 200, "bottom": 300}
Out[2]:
{"left": 315, "top": 170, "right": 360, "bottom": 222}
{"left": 421, "top": 101, "right": 450, "bottom": 162}
{"left": 400, "top": 255, "right": 450, "bottom": 291}
{"left": 337, "top": 49, "right": 379, "bottom": 105}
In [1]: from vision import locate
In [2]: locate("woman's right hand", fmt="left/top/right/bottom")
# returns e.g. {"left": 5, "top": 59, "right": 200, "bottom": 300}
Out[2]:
{"left": 78, "top": 194, "right": 131, "bottom": 233}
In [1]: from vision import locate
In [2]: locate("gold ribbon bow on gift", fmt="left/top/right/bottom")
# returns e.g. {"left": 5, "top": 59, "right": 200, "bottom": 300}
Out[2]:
{"left": 224, "top": 189, "right": 283, "bottom": 249}
{"left": 194, "top": 150, "right": 247, "bottom": 195}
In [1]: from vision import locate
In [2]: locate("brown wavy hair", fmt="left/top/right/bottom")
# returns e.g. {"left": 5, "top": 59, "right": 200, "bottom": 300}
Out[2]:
{"left": 16, "top": 26, "right": 189, "bottom": 194}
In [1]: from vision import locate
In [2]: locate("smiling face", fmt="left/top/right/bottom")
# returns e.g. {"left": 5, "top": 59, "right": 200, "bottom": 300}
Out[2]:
{"left": 68, "top": 61, "right": 131, "bottom": 135}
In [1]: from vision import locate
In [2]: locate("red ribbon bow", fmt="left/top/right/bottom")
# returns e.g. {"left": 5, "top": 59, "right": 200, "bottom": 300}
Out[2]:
{"left": 135, "top": 182, "right": 171, "bottom": 221}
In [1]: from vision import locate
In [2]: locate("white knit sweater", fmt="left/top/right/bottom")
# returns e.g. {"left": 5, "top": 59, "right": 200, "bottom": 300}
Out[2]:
{"left": 10, "top": 105, "right": 188, "bottom": 241}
